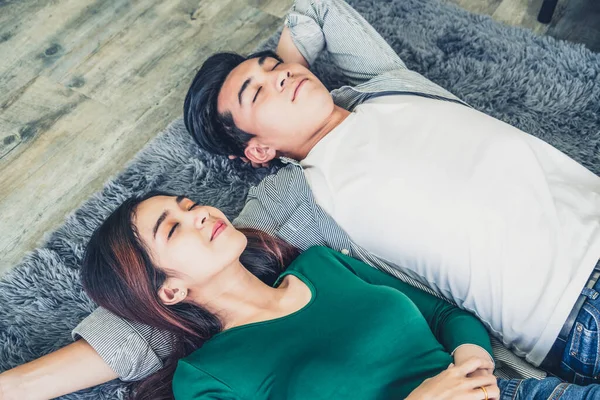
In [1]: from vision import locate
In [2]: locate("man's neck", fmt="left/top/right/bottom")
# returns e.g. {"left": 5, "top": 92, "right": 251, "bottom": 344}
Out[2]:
{"left": 287, "top": 105, "right": 351, "bottom": 161}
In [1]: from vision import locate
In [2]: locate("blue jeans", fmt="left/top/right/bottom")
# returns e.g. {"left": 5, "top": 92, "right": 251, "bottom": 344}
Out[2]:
{"left": 559, "top": 278, "right": 600, "bottom": 384}
{"left": 498, "top": 377, "right": 600, "bottom": 399}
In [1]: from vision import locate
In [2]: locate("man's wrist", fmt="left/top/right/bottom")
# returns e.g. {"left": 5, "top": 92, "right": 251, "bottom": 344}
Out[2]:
{"left": 0, "top": 371, "right": 23, "bottom": 400}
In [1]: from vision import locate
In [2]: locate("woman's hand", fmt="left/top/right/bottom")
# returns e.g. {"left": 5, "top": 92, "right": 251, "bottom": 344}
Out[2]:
{"left": 405, "top": 357, "right": 500, "bottom": 400}
{"left": 453, "top": 344, "right": 495, "bottom": 378}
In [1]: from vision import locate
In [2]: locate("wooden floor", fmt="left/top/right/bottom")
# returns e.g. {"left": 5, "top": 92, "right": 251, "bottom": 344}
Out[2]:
{"left": 0, "top": 0, "right": 597, "bottom": 276}
{"left": 445, "top": 0, "right": 600, "bottom": 52}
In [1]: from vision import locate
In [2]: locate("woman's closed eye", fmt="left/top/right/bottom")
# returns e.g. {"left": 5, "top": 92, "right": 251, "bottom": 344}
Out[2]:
{"left": 168, "top": 223, "right": 178, "bottom": 240}
{"left": 167, "top": 202, "right": 199, "bottom": 240}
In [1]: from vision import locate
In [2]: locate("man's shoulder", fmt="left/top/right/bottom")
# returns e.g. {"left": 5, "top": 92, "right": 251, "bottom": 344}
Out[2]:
{"left": 234, "top": 163, "right": 310, "bottom": 228}
{"left": 248, "top": 163, "right": 307, "bottom": 199}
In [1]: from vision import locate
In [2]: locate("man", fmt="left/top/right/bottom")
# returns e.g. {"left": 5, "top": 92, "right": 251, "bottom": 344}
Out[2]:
{"left": 1, "top": 0, "right": 598, "bottom": 398}
{"left": 183, "top": 0, "right": 600, "bottom": 386}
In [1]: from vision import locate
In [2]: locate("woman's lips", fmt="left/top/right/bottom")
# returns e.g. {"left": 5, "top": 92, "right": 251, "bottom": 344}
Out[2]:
{"left": 211, "top": 220, "right": 226, "bottom": 241}
{"left": 292, "top": 78, "right": 307, "bottom": 102}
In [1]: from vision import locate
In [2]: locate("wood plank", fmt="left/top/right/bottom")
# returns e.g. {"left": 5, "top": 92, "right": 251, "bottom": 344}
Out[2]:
{"left": 0, "top": 1, "right": 282, "bottom": 275}
{"left": 246, "top": 0, "right": 293, "bottom": 18}
{"left": 0, "top": 1, "right": 205, "bottom": 105}
{"left": 52, "top": 0, "right": 278, "bottom": 109}
{"left": 0, "top": 77, "right": 124, "bottom": 273}
{"left": 492, "top": 0, "right": 552, "bottom": 35}
{"left": 443, "top": 0, "right": 504, "bottom": 17}
{"left": 0, "top": 0, "right": 51, "bottom": 42}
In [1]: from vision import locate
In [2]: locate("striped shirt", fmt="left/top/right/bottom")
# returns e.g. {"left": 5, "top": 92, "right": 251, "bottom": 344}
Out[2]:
{"left": 73, "top": 0, "right": 546, "bottom": 382}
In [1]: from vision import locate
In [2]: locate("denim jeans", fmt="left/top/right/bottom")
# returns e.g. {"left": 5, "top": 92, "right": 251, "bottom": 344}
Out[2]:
{"left": 558, "top": 276, "right": 600, "bottom": 385}
{"left": 498, "top": 377, "right": 600, "bottom": 399}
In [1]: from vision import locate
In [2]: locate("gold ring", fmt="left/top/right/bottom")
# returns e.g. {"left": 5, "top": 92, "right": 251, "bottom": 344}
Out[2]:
{"left": 480, "top": 386, "right": 488, "bottom": 400}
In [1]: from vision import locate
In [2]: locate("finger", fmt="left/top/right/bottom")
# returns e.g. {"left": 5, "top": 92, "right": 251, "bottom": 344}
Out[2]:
{"left": 484, "top": 384, "right": 500, "bottom": 400}
{"left": 455, "top": 357, "right": 494, "bottom": 375}
{"left": 462, "top": 374, "right": 497, "bottom": 390}
{"left": 241, "top": 157, "right": 250, "bottom": 163}
{"left": 469, "top": 384, "right": 498, "bottom": 400}
{"left": 228, "top": 155, "right": 237, "bottom": 160}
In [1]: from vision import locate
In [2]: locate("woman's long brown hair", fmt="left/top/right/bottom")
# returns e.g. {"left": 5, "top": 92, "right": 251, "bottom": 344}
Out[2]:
{"left": 81, "top": 192, "right": 299, "bottom": 400}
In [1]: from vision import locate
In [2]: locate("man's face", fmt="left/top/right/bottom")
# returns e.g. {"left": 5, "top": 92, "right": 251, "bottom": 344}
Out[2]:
{"left": 217, "top": 55, "right": 334, "bottom": 159}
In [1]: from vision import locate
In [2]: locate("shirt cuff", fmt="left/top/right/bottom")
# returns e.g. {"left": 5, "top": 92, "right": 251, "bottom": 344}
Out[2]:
{"left": 451, "top": 343, "right": 496, "bottom": 368}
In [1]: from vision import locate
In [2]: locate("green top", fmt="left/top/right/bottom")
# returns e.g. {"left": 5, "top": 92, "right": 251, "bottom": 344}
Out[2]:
{"left": 172, "top": 246, "right": 492, "bottom": 399}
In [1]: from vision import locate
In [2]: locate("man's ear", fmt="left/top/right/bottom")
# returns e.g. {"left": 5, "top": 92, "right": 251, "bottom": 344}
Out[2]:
{"left": 158, "top": 279, "right": 188, "bottom": 306}
{"left": 244, "top": 139, "right": 277, "bottom": 164}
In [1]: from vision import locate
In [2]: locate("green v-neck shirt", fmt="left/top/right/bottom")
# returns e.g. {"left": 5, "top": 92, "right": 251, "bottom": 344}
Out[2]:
{"left": 173, "top": 246, "right": 492, "bottom": 399}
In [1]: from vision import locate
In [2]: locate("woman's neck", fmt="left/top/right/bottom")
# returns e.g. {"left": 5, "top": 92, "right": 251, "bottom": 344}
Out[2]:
{"left": 187, "top": 263, "right": 297, "bottom": 330}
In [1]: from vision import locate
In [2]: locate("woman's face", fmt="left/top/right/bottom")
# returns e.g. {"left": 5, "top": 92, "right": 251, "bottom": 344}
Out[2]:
{"left": 134, "top": 195, "right": 247, "bottom": 289}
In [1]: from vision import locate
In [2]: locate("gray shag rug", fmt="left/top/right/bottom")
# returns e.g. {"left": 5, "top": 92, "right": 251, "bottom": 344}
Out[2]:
{"left": 1, "top": 0, "right": 600, "bottom": 398}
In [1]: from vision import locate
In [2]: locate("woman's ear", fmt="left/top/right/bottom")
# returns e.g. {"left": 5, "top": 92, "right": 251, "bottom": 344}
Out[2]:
{"left": 244, "top": 139, "right": 277, "bottom": 164}
{"left": 158, "top": 279, "right": 188, "bottom": 306}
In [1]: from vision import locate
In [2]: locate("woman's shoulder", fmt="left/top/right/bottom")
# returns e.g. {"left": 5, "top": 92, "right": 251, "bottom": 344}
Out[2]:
{"left": 289, "top": 246, "right": 339, "bottom": 266}
{"left": 285, "top": 246, "right": 350, "bottom": 277}
{"left": 173, "top": 358, "right": 240, "bottom": 399}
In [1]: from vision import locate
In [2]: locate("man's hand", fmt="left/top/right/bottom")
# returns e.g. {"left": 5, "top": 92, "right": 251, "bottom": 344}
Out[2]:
{"left": 228, "top": 155, "right": 270, "bottom": 169}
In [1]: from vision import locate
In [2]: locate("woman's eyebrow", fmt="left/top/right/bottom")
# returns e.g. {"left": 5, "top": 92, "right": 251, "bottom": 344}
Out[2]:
{"left": 153, "top": 211, "right": 169, "bottom": 239}
{"left": 152, "top": 196, "right": 186, "bottom": 239}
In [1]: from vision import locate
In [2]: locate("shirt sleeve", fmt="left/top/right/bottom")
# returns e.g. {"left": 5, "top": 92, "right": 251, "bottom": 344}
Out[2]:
{"left": 72, "top": 307, "right": 174, "bottom": 381}
{"left": 173, "top": 361, "right": 241, "bottom": 400}
{"left": 326, "top": 247, "right": 494, "bottom": 359}
{"left": 285, "top": 0, "right": 407, "bottom": 85}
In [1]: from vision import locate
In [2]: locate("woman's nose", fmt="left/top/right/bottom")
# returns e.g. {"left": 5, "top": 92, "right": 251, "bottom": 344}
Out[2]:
{"left": 192, "top": 207, "right": 210, "bottom": 229}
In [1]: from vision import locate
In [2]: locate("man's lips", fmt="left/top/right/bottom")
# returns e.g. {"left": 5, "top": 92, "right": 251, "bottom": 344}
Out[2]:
{"left": 292, "top": 78, "right": 307, "bottom": 102}
{"left": 211, "top": 220, "right": 226, "bottom": 241}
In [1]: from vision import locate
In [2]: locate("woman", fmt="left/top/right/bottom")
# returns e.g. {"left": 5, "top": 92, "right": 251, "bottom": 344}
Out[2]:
{"left": 79, "top": 192, "right": 600, "bottom": 400}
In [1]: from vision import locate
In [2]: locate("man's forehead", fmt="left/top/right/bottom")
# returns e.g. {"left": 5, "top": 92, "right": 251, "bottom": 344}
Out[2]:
{"left": 218, "top": 56, "right": 273, "bottom": 111}
{"left": 218, "top": 60, "right": 252, "bottom": 111}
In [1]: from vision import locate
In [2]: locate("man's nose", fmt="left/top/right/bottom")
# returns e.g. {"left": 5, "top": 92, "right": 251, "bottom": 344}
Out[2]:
{"left": 275, "top": 70, "right": 291, "bottom": 90}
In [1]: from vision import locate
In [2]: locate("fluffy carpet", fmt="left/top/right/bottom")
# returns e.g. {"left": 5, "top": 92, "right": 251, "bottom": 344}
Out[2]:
{"left": 1, "top": 0, "right": 599, "bottom": 398}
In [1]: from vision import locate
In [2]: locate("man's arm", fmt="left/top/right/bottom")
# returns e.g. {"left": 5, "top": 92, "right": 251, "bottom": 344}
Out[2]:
{"left": 276, "top": 26, "right": 309, "bottom": 68}
{"left": 284, "top": 0, "right": 407, "bottom": 86}
{"left": 0, "top": 340, "right": 117, "bottom": 400}
{"left": 0, "top": 306, "right": 174, "bottom": 399}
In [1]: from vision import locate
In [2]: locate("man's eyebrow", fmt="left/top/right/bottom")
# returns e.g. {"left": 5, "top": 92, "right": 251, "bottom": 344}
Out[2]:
{"left": 153, "top": 196, "right": 186, "bottom": 239}
{"left": 238, "top": 77, "right": 252, "bottom": 106}
{"left": 237, "top": 56, "right": 272, "bottom": 106}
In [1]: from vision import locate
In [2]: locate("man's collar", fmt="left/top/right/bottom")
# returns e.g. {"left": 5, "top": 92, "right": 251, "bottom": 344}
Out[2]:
{"left": 280, "top": 156, "right": 302, "bottom": 166}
